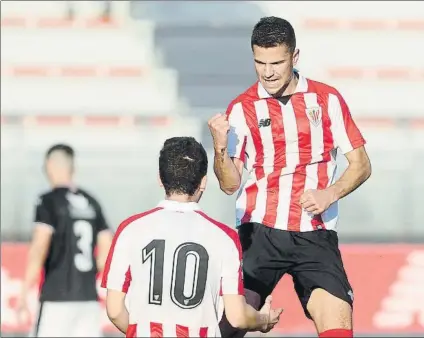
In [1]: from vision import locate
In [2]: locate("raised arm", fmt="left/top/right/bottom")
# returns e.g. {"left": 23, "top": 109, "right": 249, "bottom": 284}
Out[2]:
{"left": 208, "top": 102, "right": 247, "bottom": 195}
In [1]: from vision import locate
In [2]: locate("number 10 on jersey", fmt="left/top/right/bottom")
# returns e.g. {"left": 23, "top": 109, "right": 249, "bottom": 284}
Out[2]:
{"left": 142, "top": 240, "right": 209, "bottom": 309}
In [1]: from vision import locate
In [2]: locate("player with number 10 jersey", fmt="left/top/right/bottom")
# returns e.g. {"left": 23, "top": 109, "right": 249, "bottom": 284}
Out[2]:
{"left": 102, "top": 137, "right": 283, "bottom": 337}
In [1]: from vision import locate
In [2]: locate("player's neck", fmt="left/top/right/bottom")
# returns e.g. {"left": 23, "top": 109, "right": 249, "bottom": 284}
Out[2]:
{"left": 51, "top": 179, "right": 74, "bottom": 189}
{"left": 165, "top": 194, "right": 198, "bottom": 203}
{"left": 271, "top": 71, "right": 299, "bottom": 98}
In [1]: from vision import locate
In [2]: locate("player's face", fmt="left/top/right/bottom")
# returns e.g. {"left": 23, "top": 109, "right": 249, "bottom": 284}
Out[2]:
{"left": 44, "top": 157, "right": 73, "bottom": 186}
{"left": 44, "top": 159, "right": 54, "bottom": 180}
{"left": 253, "top": 44, "right": 299, "bottom": 96}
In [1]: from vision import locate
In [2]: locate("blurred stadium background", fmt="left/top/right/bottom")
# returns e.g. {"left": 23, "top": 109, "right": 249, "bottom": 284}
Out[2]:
{"left": 1, "top": 1, "right": 423, "bottom": 336}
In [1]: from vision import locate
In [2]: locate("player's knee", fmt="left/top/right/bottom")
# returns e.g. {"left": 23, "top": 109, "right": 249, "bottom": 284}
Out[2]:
{"left": 306, "top": 288, "right": 352, "bottom": 332}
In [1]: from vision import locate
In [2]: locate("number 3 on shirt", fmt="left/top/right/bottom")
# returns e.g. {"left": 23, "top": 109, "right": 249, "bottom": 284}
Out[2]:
{"left": 142, "top": 239, "right": 209, "bottom": 309}
{"left": 73, "top": 220, "right": 94, "bottom": 272}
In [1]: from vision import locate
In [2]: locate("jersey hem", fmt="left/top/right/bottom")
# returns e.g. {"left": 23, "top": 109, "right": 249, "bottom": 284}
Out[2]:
{"left": 238, "top": 220, "right": 338, "bottom": 233}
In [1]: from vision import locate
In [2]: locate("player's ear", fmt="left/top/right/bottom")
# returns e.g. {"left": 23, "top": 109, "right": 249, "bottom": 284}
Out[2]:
{"left": 199, "top": 175, "right": 207, "bottom": 192}
{"left": 293, "top": 48, "right": 300, "bottom": 67}
{"left": 157, "top": 173, "right": 164, "bottom": 188}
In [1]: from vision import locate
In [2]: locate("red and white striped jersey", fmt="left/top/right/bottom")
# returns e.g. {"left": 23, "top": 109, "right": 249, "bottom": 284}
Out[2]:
{"left": 101, "top": 200, "right": 243, "bottom": 337}
{"left": 227, "top": 72, "right": 366, "bottom": 232}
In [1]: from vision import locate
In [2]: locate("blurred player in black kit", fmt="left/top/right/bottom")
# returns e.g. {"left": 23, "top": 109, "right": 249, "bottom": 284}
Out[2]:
{"left": 16, "top": 144, "right": 114, "bottom": 337}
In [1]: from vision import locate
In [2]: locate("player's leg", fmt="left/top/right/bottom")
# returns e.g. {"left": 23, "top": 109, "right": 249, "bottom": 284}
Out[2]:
{"left": 73, "top": 301, "right": 103, "bottom": 337}
{"left": 219, "top": 222, "right": 289, "bottom": 338}
{"left": 290, "top": 230, "right": 353, "bottom": 337}
{"left": 32, "top": 301, "right": 74, "bottom": 337}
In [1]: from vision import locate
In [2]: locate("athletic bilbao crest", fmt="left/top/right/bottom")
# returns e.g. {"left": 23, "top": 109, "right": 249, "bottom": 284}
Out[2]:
{"left": 305, "top": 106, "right": 322, "bottom": 127}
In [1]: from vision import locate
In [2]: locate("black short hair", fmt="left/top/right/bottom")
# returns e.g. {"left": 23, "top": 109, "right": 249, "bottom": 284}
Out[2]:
{"left": 45, "top": 143, "right": 74, "bottom": 159}
{"left": 159, "top": 137, "right": 208, "bottom": 196}
{"left": 251, "top": 16, "right": 296, "bottom": 53}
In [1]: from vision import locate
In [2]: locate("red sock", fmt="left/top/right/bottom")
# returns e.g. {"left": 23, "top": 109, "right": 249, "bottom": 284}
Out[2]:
{"left": 319, "top": 329, "right": 353, "bottom": 338}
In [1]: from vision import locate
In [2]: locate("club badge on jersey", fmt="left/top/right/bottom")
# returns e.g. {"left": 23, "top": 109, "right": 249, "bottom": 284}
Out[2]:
{"left": 305, "top": 106, "right": 322, "bottom": 127}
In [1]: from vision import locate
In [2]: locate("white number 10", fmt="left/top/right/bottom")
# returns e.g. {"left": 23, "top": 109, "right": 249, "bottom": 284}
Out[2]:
{"left": 73, "top": 220, "right": 93, "bottom": 272}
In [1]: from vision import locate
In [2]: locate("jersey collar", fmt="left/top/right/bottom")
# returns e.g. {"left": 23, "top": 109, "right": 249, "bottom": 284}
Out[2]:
{"left": 257, "top": 70, "right": 308, "bottom": 99}
{"left": 157, "top": 199, "right": 201, "bottom": 212}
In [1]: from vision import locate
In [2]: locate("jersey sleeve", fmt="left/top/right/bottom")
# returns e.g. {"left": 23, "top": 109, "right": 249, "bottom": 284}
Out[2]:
{"left": 94, "top": 202, "right": 109, "bottom": 234}
{"left": 221, "top": 233, "right": 244, "bottom": 295}
{"left": 101, "top": 224, "right": 131, "bottom": 293}
{"left": 328, "top": 92, "right": 366, "bottom": 154}
{"left": 226, "top": 101, "right": 248, "bottom": 162}
{"left": 33, "top": 196, "right": 55, "bottom": 229}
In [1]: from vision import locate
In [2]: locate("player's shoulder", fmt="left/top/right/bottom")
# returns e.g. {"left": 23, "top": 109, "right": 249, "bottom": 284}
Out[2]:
{"left": 35, "top": 189, "right": 57, "bottom": 206}
{"left": 76, "top": 188, "right": 106, "bottom": 213}
{"left": 305, "top": 77, "right": 343, "bottom": 98}
{"left": 115, "top": 207, "right": 164, "bottom": 235}
{"left": 37, "top": 189, "right": 54, "bottom": 200}
{"left": 226, "top": 82, "right": 261, "bottom": 115}
{"left": 194, "top": 210, "right": 239, "bottom": 244}
{"left": 75, "top": 187, "right": 99, "bottom": 204}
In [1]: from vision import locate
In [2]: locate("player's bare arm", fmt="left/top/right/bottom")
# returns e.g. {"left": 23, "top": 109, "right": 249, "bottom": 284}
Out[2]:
{"left": 223, "top": 294, "right": 283, "bottom": 332}
{"left": 105, "top": 289, "right": 129, "bottom": 334}
{"left": 96, "top": 229, "right": 113, "bottom": 272}
{"left": 300, "top": 146, "right": 371, "bottom": 215}
{"left": 327, "top": 145, "right": 371, "bottom": 201}
{"left": 16, "top": 223, "right": 53, "bottom": 323}
{"left": 208, "top": 113, "right": 243, "bottom": 194}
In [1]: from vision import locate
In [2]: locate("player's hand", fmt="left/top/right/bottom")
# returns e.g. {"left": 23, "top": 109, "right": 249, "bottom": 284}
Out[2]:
{"left": 258, "top": 295, "right": 283, "bottom": 333}
{"left": 300, "top": 189, "right": 335, "bottom": 215}
{"left": 15, "top": 293, "right": 31, "bottom": 326}
{"left": 208, "top": 113, "right": 230, "bottom": 150}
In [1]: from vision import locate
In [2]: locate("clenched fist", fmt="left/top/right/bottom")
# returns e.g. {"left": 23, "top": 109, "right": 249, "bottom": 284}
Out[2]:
{"left": 208, "top": 113, "right": 230, "bottom": 150}
{"left": 300, "top": 189, "right": 335, "bottom": 215}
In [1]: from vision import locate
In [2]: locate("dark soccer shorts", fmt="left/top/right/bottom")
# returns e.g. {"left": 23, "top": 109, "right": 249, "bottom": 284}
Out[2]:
{"left": 239, "top": 222, "right": 354, "bottom": 319}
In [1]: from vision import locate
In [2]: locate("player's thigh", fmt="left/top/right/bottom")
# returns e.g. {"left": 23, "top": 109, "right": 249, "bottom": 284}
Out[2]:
{"left": 73, "top": 301, "right": 103, "bottom": 337}
{"left": 290, "top": 230, "right": 353, "bottom": 329}
{"left": 307, "top": 288, "right": 352, "bottom": 332}
{"left": 32, "top": 302, "right": 74, "bottom": 337}
{"left": 239, "top": 222, "right": 291, "bottom": 306}
{"left": 219, "top": 224, "right": 291, "bottom": 337}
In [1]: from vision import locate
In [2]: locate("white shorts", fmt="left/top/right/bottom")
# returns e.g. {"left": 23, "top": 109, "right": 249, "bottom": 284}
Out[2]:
{"left": 31, "top": 301, "right": 103, "bottom": 337}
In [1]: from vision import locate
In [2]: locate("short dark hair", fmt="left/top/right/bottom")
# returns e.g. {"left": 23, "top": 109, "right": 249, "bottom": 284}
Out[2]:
{"left": 45, "top": 143, "right": 74, "bottom": 159}
{"left": 159, "top": 137, "right": 208, "bottom": 196}
{"left": 251, "top": 16, "right": 296, "bottom": 53}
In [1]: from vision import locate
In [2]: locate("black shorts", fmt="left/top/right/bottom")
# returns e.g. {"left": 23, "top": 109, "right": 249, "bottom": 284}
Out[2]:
{"left": 239, "top": 222, "right": 353, "bottom": 319}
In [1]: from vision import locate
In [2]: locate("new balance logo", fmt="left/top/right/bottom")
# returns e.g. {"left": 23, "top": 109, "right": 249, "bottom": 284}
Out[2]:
{"left": 258, "top": 118, "right": 271, "bottom": 128}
